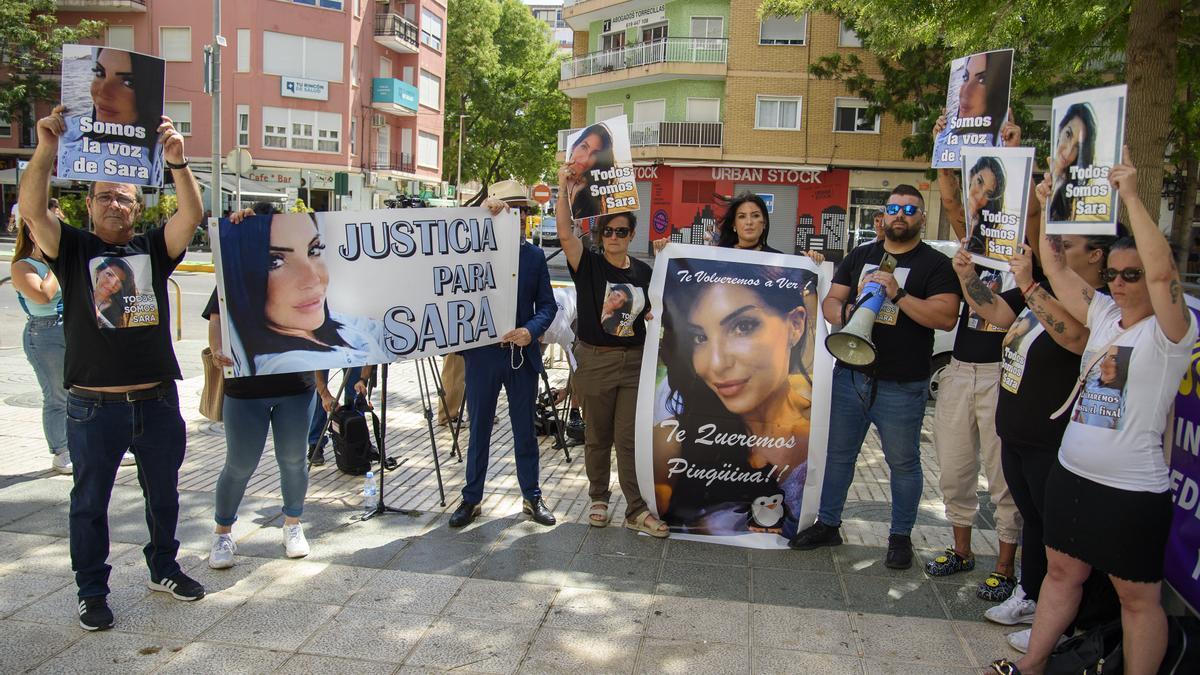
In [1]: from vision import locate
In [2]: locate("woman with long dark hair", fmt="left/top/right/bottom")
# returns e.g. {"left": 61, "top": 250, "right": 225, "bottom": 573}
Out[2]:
{"left": 656, "top": 191, "right": 824, "bottom": 261}
{"left": 965, "top": 155, "right": 1008, "bottom": 256}
{"left": 950, "top": 50, "right": 1012, "bottom": 145}
{"left": 92, "top": 257, "right": 136, "bottom": 329}
{"left": 1048, "top": 103, "right": 1098, "bottom": 223}
{"left": 563, "top": 123, "right": 614, "bottom": 221}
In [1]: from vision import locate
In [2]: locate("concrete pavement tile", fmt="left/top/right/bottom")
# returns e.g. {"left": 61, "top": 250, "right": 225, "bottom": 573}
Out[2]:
{"left": 346, "top": 569, "right": 463, "bottom": 615}
{"left": 404, "top": 615, "right": 536, "bottom": 673}
{"left": 654, "top": 560, "right": 749, "bottom": 602}
{"left": 519, "top": 627, "right": 638, "bottom": 674}
{"left": 863, "top": 660, "right": 975, "bottom": 674}
{"left": 578, "top": 526, "right": 667, "bottom": 559}
{"left": 157, "top": 641, "right": 290, "bottom": 674}
{"left": 0, "top": 569, "right": 73, "bottom": 616}
{"left": 444, "top": 578, "right": 558, "bottom": 625}
{"left": 29, "top": 631, "right": 185, "bottom": 675}
{"left": 543, "top": 587, "right": 653, "bottom": 636}
{"left": 0, "top": 531, "right": 59, "bottom": 558}
{"left": 199, "top": 597, "right": 339, "bottom": 651}
{"left": 387, "top": 539, "right": 488, "bottom": 577}
{"left": 953, "top": 620, "right": 1022, "bottom": 667}
{"left": 12, "top": 580, "right": 149, "bottom": 627}
{"left": 418, "top": 515, "right": 514, "bottom": 544}
{"left": 1, "top": 501, "right": 70, "bottom": 538}
{"left": 750, "top": 605, "right": 858, "bottom": 655}
{"left": 0, "top": 619, "right": 81, "bottom": 673}
{"left": 280, "top": 654, "right": 400, "bottom": 674}
{"left": 634, "top": 638, "right": 749, "bottom": 675}
{"left": 298, "top": 525, "right": 412, "bottom": 569}
{"left": 750, "top": 567, "right": 847, "bottom": 610}
{"left": 497, "top": 520, "right": 590, "bottom": 553}
{"left": 188, "top": 553, "right": 279, "bottom": 596}
{"left": 298, "top": 606, "right": 433, "bottom": 663}
{"left": 566, "top": 553, "right": 659, "bottom": 594}
{"left": 754, "top": 648, "right": 864, "bottom": 675}
{"left": 748, "top": 547, "right": 836, "bottom": 573}
{"left": 644, "top": 596, "right": 748, "bottom": 645}
{"left": 844, "top": 577, "right": 947, "bottom": 620}
{"left": 255, "top": 561, "right": 380, "bottom": 605}
{"left": 663, "top": 539, "right": 750, "bottom": 567}
{"left": 112, "top": 588, "right": 248, "bottom": 639}
{"left": 854, "top": 613, "right": 972, "bottom": 666}
{"left": 471, "top": 546, "right": 575, "bottom": 586}
{"left": 933, "top": 580, "right": 1003, "bottom": 622}
{"left": 11, "top": 539, "right": 134, "bottom": 579}
{"left": 833, "top": 545, "right": 927, "bottom": 580}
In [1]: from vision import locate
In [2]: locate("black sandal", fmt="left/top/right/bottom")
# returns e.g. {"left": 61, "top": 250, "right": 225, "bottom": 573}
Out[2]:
{"left": 989, "top": 658, "right": 1021, "bottom": 674}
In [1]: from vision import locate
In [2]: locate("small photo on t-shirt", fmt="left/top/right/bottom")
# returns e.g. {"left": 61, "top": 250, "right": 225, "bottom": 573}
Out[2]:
{"left": 601, "top": 282, "right": 645, "bottom": 337}
{"left": 88, "top": 254, "right": 158, "bottom": 329}
{"left": 1072, "top": 344, "right": 1133, "bottom": 430}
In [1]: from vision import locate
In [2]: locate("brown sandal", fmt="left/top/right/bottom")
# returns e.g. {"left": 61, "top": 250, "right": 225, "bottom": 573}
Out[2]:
{"left": 624, "top": 510, "right": 669, "bottom": 538}
{"left": 587, "top": 501, "right": 610, "bottom": 527}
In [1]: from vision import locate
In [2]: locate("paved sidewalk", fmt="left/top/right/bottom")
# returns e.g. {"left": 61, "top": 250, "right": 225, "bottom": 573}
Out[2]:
{"left": 0, "top": 340, "right": 1019, "bottom": 673}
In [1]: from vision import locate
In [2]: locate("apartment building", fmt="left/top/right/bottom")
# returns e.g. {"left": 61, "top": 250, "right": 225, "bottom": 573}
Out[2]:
{"left": 525, "top": 0, "right": 573, "bottom": 55}
{"left": 558, "top": 0, "right": 949, "bottom": 259}
{"left": 1, "top": 0, "right": 447, "bottom": 212}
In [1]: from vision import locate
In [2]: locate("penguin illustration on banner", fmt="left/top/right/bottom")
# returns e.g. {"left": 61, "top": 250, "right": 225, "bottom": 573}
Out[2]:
{"left": 750, "top": 494, "right": 786, "bottom": 529}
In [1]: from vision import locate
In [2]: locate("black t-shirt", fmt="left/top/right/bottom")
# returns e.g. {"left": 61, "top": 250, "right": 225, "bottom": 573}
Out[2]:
{"left": 831, "top": 240, "right": 961, "bottom": 381}
{"left": 951, "top": 267, "right": 1012, "bottom": 363}
{"left": 994, "top": 287, "right": 1083, "bottom": 448}
{"left": 202, "top": 290, "right": 314, "bottom": 399}
{"left": 570, "top": 248, "right": 652, "bottom": 347}
{"left": 49, "top": 222, "right": 183, "bottom": 387}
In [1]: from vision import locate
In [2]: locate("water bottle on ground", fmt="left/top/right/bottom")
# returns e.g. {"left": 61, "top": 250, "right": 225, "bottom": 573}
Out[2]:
{"left": 362, "top": 471, "right": 377, "bottom": 517}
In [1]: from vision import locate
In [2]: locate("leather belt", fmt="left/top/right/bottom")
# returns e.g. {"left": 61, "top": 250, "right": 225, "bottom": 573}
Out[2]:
{"left": 578, "top": 341, "right": 637, "bottom": 353}
{"left": 69, "top": 383, "right": 167, "bottom": 402}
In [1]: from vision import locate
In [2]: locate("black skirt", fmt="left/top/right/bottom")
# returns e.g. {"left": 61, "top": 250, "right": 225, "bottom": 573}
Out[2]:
{"left": 1043, "top": 460, "right": 1173, "bottom": 583}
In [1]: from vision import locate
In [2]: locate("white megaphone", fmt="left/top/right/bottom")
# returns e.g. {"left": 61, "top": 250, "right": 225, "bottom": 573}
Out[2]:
{"left": 825, "top": 254, "right": 897, "bottom": 367}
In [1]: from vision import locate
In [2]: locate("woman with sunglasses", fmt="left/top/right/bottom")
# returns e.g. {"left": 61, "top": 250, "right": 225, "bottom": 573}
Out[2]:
{"left": 988, "top": 152, "right": 1196, "bottom": 675}
{"left": 556, "top": 163, "right": 667, "bottom": 537}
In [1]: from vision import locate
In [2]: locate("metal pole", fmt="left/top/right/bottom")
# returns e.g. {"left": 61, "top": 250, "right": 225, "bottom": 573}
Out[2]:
{"left": 455, "top": 94, "right": 465, "bottom": 204}
{"left": 210, "top": 0, "right": 222, "bottom": 216}
{"left": 235, "top": 152, "right": 242, "bottom": 209}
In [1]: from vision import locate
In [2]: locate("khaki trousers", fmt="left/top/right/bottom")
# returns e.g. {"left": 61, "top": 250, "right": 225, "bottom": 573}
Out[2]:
{"left": 933, "top": 358, "right": 1021, "bottom": 544}
{"left": 437, "top": 353, "right": 466, "bottom": 426}
{"left": 573, "top": 343, "right": 647, "bottom": 518}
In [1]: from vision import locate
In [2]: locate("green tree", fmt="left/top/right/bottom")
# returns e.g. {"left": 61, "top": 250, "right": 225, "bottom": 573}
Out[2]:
{"left": 442, "top": 0, "right": 569, "bottom": 191}
{"left": 0, "top": 1, "right": 103, "bottom": 142}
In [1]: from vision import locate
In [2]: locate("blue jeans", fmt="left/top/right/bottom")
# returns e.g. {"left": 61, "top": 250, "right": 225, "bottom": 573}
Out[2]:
{"left": 307, "top": 367, "right": 362, "bottom": 446}
{"left": 68, "top": 383, "right": 185, "bottom": 599}
{"left": 216, "top": 391, "right": 316, "bottom": 525}
{"left": 23, "top": 315, "right": 67, "bottom": 454}
{"left": 817, "top": 366, "right": 928, "bottom": 536}
{"left": 460, "top": 346, "right": 542, "bottom": 505}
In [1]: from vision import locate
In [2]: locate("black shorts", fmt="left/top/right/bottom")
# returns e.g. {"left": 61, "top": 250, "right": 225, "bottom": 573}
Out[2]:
{"left": 1043, "top": 459, "right": 1172, "bottom": 583}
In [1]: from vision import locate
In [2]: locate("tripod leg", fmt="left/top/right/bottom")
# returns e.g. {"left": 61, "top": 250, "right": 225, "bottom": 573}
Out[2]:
{"left": 540, "top": 369, "right": 571, "bottom": 462}
{"left": 417, "top": 360, "right": 448, "bottom": 506}
{"left": 359, "top": 362, "right": 419, "bottom": 521}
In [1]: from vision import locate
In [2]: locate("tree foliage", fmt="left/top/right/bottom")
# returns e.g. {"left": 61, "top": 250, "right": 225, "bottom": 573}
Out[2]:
{"left": 442, "top": 0, "right": 569, "bottom": 190}
{"left": 0, "top": 0, "right": 103, "bottom": 138}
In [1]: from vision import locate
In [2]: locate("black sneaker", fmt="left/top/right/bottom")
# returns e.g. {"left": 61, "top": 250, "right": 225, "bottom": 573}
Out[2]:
{"left": 307, "top": 443, "right": 325, "bottom": 466}
{"left": 147, "top": 571, "right": 206, "bottom": 601}
{"left": 885, "top": 534, "right": 914, "bottom": 570}
{"left": 78, "top": 596, "right": 114, "bottom": 631}
{"left": 789, "top": 521, "right": 843, "bottom": 550}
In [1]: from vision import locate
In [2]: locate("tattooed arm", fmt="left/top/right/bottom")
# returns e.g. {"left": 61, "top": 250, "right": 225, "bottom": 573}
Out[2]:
{"left": 1034, "top": 171, "right": 1094, "bottom": 323}
{"left": 1024, "top": 286, "right": 1090, "bottom": 355}
{"left": 1111, "top": 151, "right": 1193, "bottom": 343}
{"left": 952, "top": 242, "right": 1015, "bottom": 327}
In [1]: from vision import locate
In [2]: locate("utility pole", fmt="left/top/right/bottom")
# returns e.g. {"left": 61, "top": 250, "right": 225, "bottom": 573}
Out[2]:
{"left": 209, "top": 0, "right": 222, "bottom": 216}
{"left": 455, "top": 93, "right": 466, "bottom": 204}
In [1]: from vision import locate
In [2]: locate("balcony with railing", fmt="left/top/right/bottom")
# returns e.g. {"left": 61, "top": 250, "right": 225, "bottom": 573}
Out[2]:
{"left": 560, "top": 38, "right": 728, "bottom": 95}
{"left": 371, "top": 151, "right": 415, "bottom": 174}
{"left": 55, "top": 0, "right": 146, "bottom": 11}
{"left": 374, "top": 12, "right": 419, "bottom": 54}
{"left": 558, "top": 121, "right": 723, "bottom": 161}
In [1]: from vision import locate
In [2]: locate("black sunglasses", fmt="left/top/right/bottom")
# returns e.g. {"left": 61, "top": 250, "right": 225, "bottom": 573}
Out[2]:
{"left": 601, "top": 227, "right": 631, "bottom": 239}
{"left": 885, "top": 204, "right": 923, "bottom": 216}
{"left": 1101, "top": 267, "right": 1145, "bottom": 283}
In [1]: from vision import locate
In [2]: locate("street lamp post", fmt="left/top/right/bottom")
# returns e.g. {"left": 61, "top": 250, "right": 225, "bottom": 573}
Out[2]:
{"left": 455, "top": 93, "right": 466, "bottom": 204}
{"left": 209, "top": 0, "right": 222, "bottom": 217}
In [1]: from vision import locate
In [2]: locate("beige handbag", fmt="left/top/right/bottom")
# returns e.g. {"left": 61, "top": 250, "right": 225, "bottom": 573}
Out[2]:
{"left": 199, "top": 347, "right": 224, "bottom": 422}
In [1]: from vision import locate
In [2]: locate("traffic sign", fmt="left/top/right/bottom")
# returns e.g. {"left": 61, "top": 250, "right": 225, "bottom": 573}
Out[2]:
{"left": 531, "top": 183, "right": 552, "bottom": 205}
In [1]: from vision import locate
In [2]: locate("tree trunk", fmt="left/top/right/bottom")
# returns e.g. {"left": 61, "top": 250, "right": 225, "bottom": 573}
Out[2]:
{"left": 1124, "top": 0, "right": 1181, "bottom": 226}
{"left": 1173, "top": 154, "right": 1198, "bottom": 278}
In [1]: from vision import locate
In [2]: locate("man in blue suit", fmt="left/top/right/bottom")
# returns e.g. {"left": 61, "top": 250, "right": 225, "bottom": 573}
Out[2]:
{"left": 450, "top": 180, "right": 558, "bottom": 528}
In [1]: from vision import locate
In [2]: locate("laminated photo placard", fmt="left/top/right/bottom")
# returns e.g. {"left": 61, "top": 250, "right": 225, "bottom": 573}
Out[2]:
{"left": 931, "top": 48, "right": 1014, "bottom": 169}
{"left": 57, "top": 44, "right": 166, "bottom": 186}
{"left": 563, "top": 115, "right": 639, "bottom": 221}
{"left": 960, "top": 145, "right": 1034, "bottom": 271}
{"left": 1045, "top": 85, "right": 1127, "bottom": 235}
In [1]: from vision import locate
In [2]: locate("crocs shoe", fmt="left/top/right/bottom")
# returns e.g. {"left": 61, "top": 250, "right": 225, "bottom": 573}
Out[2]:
{"left": 978, "top": 572, "right": 1018, "bottom": 602}
{"left": 925, "top": 548, "right": 976, "bottom": 577}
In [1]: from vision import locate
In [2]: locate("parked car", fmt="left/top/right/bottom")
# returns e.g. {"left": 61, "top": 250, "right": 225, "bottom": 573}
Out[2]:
{"left": 537, "top": 216, "right": 559, "bottom": 247}
{"left": 926, "top": 239, "right": 962, "bottom": 402}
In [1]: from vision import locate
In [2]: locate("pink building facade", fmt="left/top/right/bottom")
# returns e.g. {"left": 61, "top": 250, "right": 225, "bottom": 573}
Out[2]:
{"left": 1, "top": 0, "right": 447, "bottom": 212}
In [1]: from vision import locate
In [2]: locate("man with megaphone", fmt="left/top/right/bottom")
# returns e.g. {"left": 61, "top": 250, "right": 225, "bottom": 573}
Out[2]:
{"left": 790, "top": 185, "right": 960, "bottom": 570}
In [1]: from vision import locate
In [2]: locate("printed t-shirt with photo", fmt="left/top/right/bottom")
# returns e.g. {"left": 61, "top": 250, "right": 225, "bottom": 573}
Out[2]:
{"left": 953, "top": 267, "right": 1015, "bottom": 363}
{"left": 571, "top": 248, "right": 652, "bottom": 348}
{"left": 49, "top": 221, "right": 184, "bottom": 387}
{"left": 831, "top": 240, "right": 961, "bottom": 381}
{"left": 1058, "top": 292, "right": 1198, "bottom": 492}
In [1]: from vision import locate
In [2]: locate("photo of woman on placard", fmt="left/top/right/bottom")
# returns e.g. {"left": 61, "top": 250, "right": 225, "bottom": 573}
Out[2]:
{"left": 950, "top": 50, "right": 1011, "bottom": 144}
{"left": 219, "top": 212, "right": 391, "bottom": 376}
{"left": 1049, "top": 103, "right": 1098, "bottom": 222}
{"left": 600, "top": 282, "right": 641, "bottom": 337}
{"left": 563, "top": 123, "right": 614, "bottom": 221}
{"left": 92, "top": 257, "right": 137, "bottom": 329}
{"left": 653, "top": 258, "right": 816, "bottom": 538}
{"left": 965, "top": 155, "right": 1007, "bottom": 257}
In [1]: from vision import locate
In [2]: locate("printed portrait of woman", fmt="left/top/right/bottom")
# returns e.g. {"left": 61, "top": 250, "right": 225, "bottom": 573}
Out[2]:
{"left": 1002, "top": 309, "right": 1038, "bottom": 353}
{"left": 653, "top": 258, "right": 817, "bottom": 538}
{"left": 965, "top": 156, "right": 1007, "bottom": 257}
{"left": 563, "top": 123, "right": 614, "bottom": 221}
{"left": 1049, "top": 103, "right": 1098, "bottom": 222}
{"left": 950, "top": 50, "right": 1012, "bottom": 144}
{"left": 1072, "top": 345, "right": 1132, "bottom": 430}
{"left": 92, "top": 257, "right": 136, "bottom": 329}
{"left": 600, "top": 282, "right": 640, "bottom": 337}
{"left": 219, "top": 213, "right": 391, "bottom": 376}
{"left": 1096, "top": 345, "right": 1131, "bottom": 392}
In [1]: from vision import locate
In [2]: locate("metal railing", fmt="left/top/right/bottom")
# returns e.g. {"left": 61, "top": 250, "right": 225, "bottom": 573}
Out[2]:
{"left": 373, "top": 12, "right": 419, "bottom": 50}
{"left": 561, "top": 37, "right": 728, "bottom": 80}
{"left": 371, "top": 151, "right": 415, "bottom": 173}
{"left": 558, "top": 121, "right": 723, "bottom": 151}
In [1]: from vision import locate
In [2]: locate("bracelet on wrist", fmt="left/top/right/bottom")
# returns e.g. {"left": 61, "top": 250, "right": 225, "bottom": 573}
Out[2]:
{"left": 1022, "top": 281, "right": 1039, "bottom": 297}
{"left": 165, "top": 157, "right": 189, "bottom": 170}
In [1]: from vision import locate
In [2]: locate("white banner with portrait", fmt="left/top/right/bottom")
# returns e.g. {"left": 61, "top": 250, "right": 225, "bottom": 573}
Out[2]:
{"left": 1045, "top": 85, "right": 1127, "bottom": 235}
{"left": 211, "top": 207, "right": 520, "bottom": 378}
{"left": 635, "top": 244, "right": 834, "bottom": 549}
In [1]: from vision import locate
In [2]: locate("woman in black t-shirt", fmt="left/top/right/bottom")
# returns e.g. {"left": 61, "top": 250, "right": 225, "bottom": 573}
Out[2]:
{"left": 654, "top": 192, "right": 824, "bottom": 261}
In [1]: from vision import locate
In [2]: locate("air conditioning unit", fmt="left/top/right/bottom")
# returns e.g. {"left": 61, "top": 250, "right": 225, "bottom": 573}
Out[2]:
{"left": 371, "top": 113, "right": 386, "bottom": 128}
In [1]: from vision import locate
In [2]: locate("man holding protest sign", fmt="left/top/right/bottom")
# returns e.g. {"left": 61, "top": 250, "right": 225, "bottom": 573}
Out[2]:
{"left": 19, "top": 102, "right": 205, "bottom": 631}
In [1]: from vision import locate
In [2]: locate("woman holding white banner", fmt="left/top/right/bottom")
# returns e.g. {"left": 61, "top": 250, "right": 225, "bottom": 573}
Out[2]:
{"left": 653, "top": 192, "right": 825, "bottom": 261}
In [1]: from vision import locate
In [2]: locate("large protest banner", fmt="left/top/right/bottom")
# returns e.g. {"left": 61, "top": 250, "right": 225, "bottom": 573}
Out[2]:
{"left": 931, "top": 49, "right": 1014, "bottom": 169}
{"left": 635, "top": 244, "right": 833, "bottom": 548}
{"left": 58, "top": 44, "right": 166, "bottom": 186}
{"left": 563, "top": 115, "right": 639, "bottom": 222}
{"left": 1166, "top": 297, "right": 1200, "bottom": 614}
{"left": 211, "top": 207, "right": 520, "bottom": 377}
{"left": 1045, "top": 85, "right": 1127, "bottom": 235}
{"left": 961, "top": 146, "right": 1034, "bottom": 271}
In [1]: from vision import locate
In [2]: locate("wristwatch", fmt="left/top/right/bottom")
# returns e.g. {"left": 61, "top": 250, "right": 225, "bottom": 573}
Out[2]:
{"left": 891, "top": 288, "right": 908, "bottom": 303}
{"left": 165, "top": 157, "right": 189, "bottom": 170}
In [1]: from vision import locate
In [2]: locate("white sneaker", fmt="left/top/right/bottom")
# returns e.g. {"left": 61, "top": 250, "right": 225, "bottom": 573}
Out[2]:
{"left": 209, "top": 534, "right": 236, "bottom": 569}
{"left": 1006, "top": 627, "right": 1068, "bottom": 654}
{"left": 119, "top": 451, "right": 136, "bottom": 466}
{"left": 985, "top": 585, "right": 1037, "bottom": 625}
{"left": 283, "top": 523, "right": 309, "bottom": 558}
{"left": 51, "top": 453, "right": 73, "bottom": 475}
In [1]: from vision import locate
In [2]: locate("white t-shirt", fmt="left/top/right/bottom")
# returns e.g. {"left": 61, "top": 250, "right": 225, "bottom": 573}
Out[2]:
{"left": 1058, "top": 292, "right": 1197, "bottom": 492}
